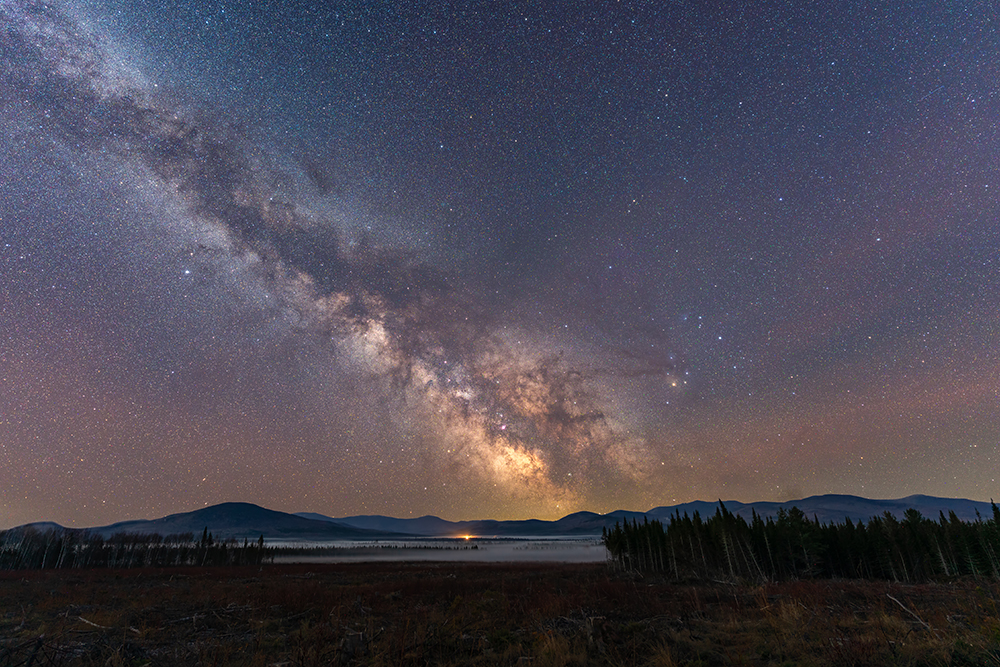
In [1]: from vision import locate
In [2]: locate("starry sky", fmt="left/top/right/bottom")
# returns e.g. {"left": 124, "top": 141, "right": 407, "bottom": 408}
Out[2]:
{"left": 1, "top": 0, "right": 998, "bottom": 529}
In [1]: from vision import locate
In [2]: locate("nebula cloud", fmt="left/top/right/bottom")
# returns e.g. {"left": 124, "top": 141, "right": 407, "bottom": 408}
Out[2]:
{"left": 1, "top": 0, "right": 669, "bottom": 515}
{"left": 6, "top": 0, "right": 996, "bottom": 527}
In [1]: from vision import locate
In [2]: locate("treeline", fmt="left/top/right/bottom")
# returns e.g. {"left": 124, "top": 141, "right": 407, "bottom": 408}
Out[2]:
{"left": 0, "top": 527, "right": 272, "bottom": 570}
{"left": 603, "top": 502, "right": 1000, "bottom": 582}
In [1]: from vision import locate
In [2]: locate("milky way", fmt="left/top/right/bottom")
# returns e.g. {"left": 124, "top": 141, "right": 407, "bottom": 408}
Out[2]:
{"left": 1, "top": 0, "right": 998, "bottom": 527}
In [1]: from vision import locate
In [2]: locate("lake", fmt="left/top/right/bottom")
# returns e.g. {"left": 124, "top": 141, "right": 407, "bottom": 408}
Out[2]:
{"left": 270, "top": 537, "right": 607, "bottom": 563}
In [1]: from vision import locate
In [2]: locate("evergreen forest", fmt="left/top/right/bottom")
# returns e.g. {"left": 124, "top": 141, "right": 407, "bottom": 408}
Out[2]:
{"left": 0, "top": 527, "right": 271, "bottom": 570}
{"left": 603, "top": 502, "right": 1000, "bottom": 582}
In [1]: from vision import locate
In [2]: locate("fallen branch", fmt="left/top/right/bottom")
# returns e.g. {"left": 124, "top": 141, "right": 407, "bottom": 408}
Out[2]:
{"left": 886, "top": 594, "right": 940, "bottom": 638}
{"left": 78, "top": 616, "right": 140, "bottom": 634}
{"left": 166, "top": 613, "right": 203, "bottom": 625}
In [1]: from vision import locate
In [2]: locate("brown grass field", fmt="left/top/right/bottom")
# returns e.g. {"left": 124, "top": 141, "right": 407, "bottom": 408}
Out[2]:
{"left": 2, "top": 562, "right": 1000, "bottom": 666}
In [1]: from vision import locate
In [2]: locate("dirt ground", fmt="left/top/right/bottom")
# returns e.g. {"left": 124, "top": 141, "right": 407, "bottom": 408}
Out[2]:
{"left": 2, "top": 562, "right": 999, "bottom": 666}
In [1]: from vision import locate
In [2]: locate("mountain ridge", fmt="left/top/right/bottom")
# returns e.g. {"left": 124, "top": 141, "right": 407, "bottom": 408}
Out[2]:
{"left": 302, "top": 494, "right": 997, "bottom": 536}
{"left": 7, "top": 494, "right": 995, "bottom": 539}
{"left": 8, "top": 502, "right": 407, "bottom": 540}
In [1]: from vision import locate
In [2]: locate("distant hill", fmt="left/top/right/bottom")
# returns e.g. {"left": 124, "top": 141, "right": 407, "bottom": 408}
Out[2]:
{"left": 12, "top": 503, "right": 406, "bottom": 540}
{"left": 12, "top": 521, "right": 68, "bottom": 533}
{"left": 644, "top": 494, "right": 996, "bottom": 527}
{"left": 8, "top": 495, "right": 996, "bottom": 540}
{"left": 299, "top": 494, "right": 998, "bottom": 537}
{"left": 297, "top": 512, "right": 567, "bottom": 538}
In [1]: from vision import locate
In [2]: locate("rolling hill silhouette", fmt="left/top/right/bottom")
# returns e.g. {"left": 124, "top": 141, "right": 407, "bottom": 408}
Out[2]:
{"left": 11, "top": 495, "right": 995, "bottom": 540}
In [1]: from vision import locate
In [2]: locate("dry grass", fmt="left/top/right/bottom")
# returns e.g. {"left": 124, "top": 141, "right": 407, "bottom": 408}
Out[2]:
{"left": 1, "top": 564, "right": 1000, "bottom": 665}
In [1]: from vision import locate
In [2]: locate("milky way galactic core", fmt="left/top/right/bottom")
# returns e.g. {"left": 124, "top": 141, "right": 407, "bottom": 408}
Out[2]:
{"left": 1, "top": 0, "right": 998, "bottom": 527}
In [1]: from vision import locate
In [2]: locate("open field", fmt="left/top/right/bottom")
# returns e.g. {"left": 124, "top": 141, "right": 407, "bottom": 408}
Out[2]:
{"left": 2, "top": 563, "right": 1000, "bottom": 666}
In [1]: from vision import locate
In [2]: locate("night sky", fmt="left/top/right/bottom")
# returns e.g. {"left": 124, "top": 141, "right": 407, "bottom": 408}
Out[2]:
{"left": 2, "top": 0, "right": 998, "bottom": 529}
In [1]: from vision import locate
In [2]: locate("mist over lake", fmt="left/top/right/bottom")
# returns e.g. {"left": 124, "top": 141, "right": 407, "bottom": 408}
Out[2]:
{"left": 271, "top": 537, "right": 606, "bottom": 563}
